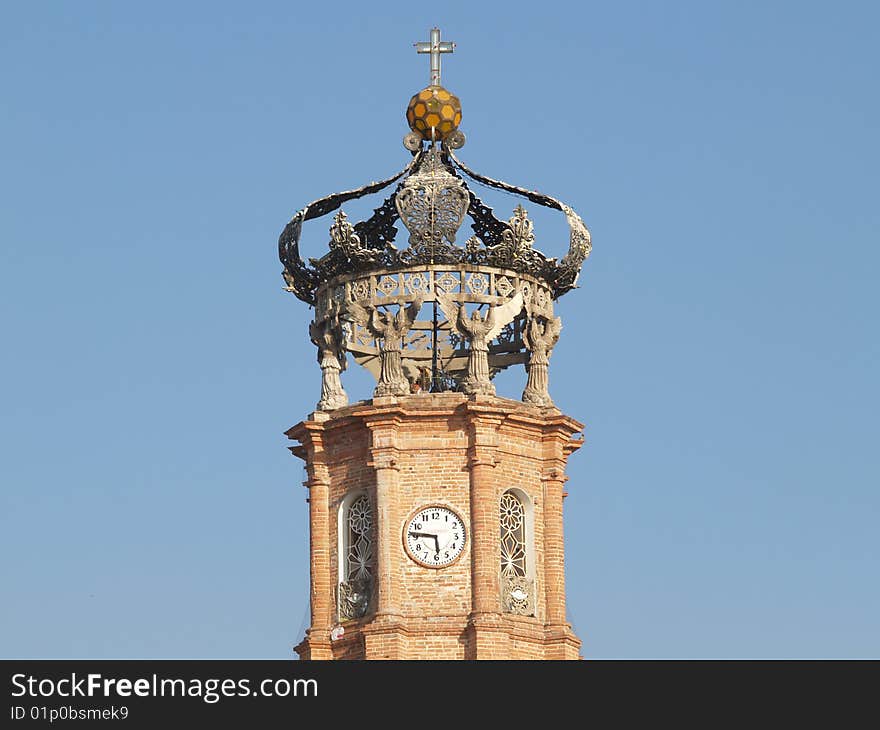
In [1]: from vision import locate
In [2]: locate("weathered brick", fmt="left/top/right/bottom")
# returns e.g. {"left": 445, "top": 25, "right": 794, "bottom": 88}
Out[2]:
{"left": 286, "top": 393, "right": 584, "bottom": 660}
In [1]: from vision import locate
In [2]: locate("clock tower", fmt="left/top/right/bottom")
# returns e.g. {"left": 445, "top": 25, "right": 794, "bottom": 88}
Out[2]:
{"left": 278, "top": 28, "right": 592, "bottom": 660}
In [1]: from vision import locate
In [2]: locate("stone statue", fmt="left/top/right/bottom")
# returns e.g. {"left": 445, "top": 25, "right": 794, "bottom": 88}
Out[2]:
{"left": 309, "top": 301, "right": 349, "bottom": 411}
{"left": 439, "top": 292, "right": 523, "bottom": 395}
{"left": 347, "top": 296, "right": 424, "bottom": 397}
{"left": 522, "top": 315, "right": 562, "bottom": 407}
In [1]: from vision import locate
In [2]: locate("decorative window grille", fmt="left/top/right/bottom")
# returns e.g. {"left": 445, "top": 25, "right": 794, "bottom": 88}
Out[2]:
{"left": 337, "top": 494, "right": 373, "bottom": 621}
{"left": 500, "top": 491, "right": 527, "bottom": 577}
{"left": 500, "top": 490, "right": 534, "bottom": 616}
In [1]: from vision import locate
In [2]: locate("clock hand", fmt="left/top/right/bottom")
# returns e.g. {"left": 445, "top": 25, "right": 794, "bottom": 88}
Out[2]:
{"left": 409, "top": 531, "right": 437, "bottom": 539}
{"left": 410, "top": 531, "right": 441, "bottom": 555}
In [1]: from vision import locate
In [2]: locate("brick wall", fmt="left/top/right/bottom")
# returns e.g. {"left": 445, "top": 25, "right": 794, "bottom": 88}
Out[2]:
{"left": 287, "top": 393, "right": 584, "bottom": 660}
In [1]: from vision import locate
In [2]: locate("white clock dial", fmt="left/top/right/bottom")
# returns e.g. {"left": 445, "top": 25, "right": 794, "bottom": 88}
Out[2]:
{"left": 404, "top": 505, "right": 467, "bottom": 568}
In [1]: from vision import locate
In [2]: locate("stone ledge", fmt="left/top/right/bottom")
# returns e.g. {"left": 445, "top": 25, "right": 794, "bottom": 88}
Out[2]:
{"left": 286, "top": 393, "right": 582, "bottom": 440}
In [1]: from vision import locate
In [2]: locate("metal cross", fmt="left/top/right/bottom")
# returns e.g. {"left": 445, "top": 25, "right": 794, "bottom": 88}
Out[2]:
{"left": 414, "top": 27, "right": 455, "bottom": 87}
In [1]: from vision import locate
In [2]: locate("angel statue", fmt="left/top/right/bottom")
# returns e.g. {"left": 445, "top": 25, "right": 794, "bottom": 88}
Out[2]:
{"left": 309, "top": 300, "right": 349, "bottom": 411}
{"left": 346, "top": 296, "right": 424, "bottom": 397}
{"left": 438, "top": 292, "right": 524, "bottom": 395}
{"left": 522, "top": 315, "right": 562, "bottom": 407}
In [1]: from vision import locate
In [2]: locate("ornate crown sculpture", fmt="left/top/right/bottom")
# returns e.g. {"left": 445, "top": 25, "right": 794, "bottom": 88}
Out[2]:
{"left": 279, "top": 28, "right": 591, "bottom": 411}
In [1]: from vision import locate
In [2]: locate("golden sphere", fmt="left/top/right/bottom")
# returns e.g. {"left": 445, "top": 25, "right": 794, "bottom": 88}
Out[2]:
{"left": 406, "top": 85, "right": 462, "bottom": 141}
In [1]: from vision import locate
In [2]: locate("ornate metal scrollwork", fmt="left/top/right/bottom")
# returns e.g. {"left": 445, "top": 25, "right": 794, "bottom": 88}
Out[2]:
{"left": 277, "top": 131, "right": 591, "bottom": 407}
{"left": 485, "top": 205, "right": 548, "bottom": 274}
{"left": 338, "top": 494, "right": 374, "bottom": 621}
{"left": 465, "top": 190, "right": 508, "bottom": 252}
{"left": 328, "top": 211, "right": 382, "bottom": 264}
{"left": 552, "top": 203, "right": 592, "bottom": 295}
{"left": 278, "top": 157, "right": 419, "bottom": 305}
{"left": 278, "top": 145, "right": 590, "bottom": 303}
{"left": 337, "top": 579, "right": 372, "bottom": 622}
{"left": 500, "top": 491, "right": 527, "bottom": 577}
{"left": 443, "top": 129, "right": 466, "bottom": 150}
{"left": 353, "top": 189, "right": 403, "bottom": 255}
{"left": 499, "top": 490, "right": 534, "bottom": 615}
{"left": 502, "top": 575, "right": 535, "bottom": 616}
{"left": 395, "top": 147, "right": 469, "bottom": 265}
{"left": 447, "top": 148, "right": 592, "bottom": 297}
{"left": 280, "top": 212, "right": 320, "bottom": 304}
{"left": 307, "top": 209, "right": 398, "bottom": 285}
{"left": 330, "top": 266, "right": 535, "bottom": 392}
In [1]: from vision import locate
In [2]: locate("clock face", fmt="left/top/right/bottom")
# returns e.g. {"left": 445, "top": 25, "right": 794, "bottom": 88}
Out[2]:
{"left": 404, "top": 505, "right": 467, "bottom": 568}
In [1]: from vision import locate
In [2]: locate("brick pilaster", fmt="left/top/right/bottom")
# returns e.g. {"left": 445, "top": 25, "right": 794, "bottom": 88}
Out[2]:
{"left": 365, "top": 412, "right": 403, "bottom": 620}
{"left": 541, "top": 422, "right": 584, "bottom": 658}
{"left": 288, "top": 419, "right": 333, "bottom": 660}
{"left": 467, "top": 408, "right": 503, "bottom": 618}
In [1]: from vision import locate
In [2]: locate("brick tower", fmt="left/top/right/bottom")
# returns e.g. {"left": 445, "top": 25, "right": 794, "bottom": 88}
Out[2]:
{"left": 277, "top": 28, "right": 592, "bottom": 660}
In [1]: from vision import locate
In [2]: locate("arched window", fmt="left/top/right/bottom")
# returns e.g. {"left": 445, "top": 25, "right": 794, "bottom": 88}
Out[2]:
{"left": 500, "top": 489, "right": 535, "bottom": 616}
{"left": 500, "top": 492, "right": 527, "bottom": 577}
{"left": 337, "top": 493, "right": 373, "bottom": 621}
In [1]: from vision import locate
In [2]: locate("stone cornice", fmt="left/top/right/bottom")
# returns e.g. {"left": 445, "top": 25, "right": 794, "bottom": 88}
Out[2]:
{"left": 286, "top": 393, "right": 583, "bottom": 437}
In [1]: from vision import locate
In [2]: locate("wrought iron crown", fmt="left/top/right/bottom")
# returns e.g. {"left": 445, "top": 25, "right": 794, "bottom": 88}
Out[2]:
{"left": 278, "top": 28, "right": 592, "bottom": 409}
{"left": 278, "top": 145, "right": 591, "bottom": 306}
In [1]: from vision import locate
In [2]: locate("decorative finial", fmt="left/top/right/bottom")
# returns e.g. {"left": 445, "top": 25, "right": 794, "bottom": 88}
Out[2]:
{"left": 414, "top": 27, "right": 455, "bottom": 87}
{"left": 406, "top": 27, "right": 463, "bottom": 145}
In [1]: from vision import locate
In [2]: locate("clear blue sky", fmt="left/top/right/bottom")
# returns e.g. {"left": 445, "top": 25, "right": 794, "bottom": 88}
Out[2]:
{"left": 2, "top": 1, "right": 877, "bottom": 659}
